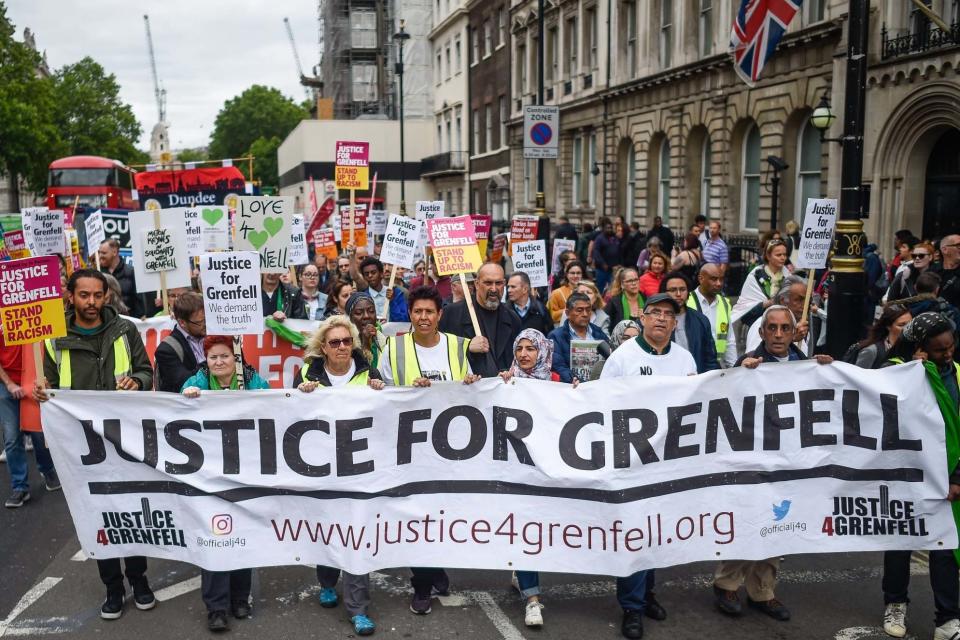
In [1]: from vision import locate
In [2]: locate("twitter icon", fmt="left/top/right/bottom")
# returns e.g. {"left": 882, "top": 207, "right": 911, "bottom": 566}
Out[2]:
{"left": 772, "top": 500, "right": 792, "bottom": 521}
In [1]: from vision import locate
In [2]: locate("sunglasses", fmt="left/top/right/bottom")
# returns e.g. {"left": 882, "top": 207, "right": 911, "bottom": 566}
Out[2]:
{"left": 911, "top": 253, "right": 930, "bottom": 259}
{"left": 327, "top": 337, "right": 354, "bottom": 349}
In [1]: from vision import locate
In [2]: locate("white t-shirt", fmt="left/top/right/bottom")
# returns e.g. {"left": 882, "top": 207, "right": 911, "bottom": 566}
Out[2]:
{"left": 326, "top": 361, "right": 357, "bottom": 387}
{"left": 600, "top": 337, "right": 697, "bottom": 378}
{"left": 379, "top": 334, "right": 473, "bottom": 385}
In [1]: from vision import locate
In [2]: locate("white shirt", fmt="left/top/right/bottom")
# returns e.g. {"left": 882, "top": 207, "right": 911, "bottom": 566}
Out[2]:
{"left": 745, "top": 316, "right": 809, "bottom": 355}
{"left": 368, "top": 285, "right": 388, "bottom": 317}
{"left": 378, "top": 334, "right": 473, "bottom": 385}
{"left": 693, "top": 289, "right": 738, "bottom": 368}
{"left": 600, "top": 337, "right": 697, "bottom": 378}
{"left": 326, "top": 361, "right": 357, "bottom": 387}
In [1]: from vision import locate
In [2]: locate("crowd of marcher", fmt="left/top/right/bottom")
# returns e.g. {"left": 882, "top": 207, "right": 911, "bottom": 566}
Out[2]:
{"left": 5, "top": 217, "right": 960, "bottom": 640}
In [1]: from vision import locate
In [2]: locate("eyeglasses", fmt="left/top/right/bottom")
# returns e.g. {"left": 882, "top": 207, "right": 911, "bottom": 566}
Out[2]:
{"left": 622, "top": 278, "right": 640, "bottom": 284}
{"left": 302, "top": 272, "right": 319, "bottom": 278}
{"left": 912, "top": 253, "right": 930, "bottom": 259}
{"left": 644, "top": 309, "right": 676, "bottom": 319}
{"left": 186, "top": 317, "right": 205, "bottom": 328}
{"left": 326, "top": 337, "right": 354, "bottom": 349}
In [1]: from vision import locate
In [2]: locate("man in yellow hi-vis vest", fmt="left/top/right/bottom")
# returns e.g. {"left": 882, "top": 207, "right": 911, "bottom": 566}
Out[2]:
{"left": 687, "top": 263, "right": 737, "bottom": 368}
{"left": 33, "top": 269, "right": 154, "bottom": 621}
{"left": 377, "top": 285, "right": 480, "bottom": 615}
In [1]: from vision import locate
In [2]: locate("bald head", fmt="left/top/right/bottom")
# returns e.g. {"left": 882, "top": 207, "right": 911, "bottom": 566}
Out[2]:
{"left": 942, "top": 235, "right": 960, "bottom": 270}
{"left": 697, "top": 263, "right": 724, "bottom": 298}
{"left": 476, "top": 262, "right": 506, "bottom": 310}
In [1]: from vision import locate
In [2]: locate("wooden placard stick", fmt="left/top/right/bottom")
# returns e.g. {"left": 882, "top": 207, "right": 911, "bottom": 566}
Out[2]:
{"left": 152, "top": 209, "right": 169, "bottom": 316}
{"left": 232, "top": 335, "right": 245, "bottom": 390}
{"left": 459, "top": 272, "right": 481, "bottom": 337}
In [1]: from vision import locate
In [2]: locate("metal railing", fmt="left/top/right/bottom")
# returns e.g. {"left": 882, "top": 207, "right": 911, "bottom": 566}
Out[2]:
{"left": 881, "top": 22, "right": 959, "bottom": 59}
{"left": 420, "top": 151, "right": 468, "bottom": 176}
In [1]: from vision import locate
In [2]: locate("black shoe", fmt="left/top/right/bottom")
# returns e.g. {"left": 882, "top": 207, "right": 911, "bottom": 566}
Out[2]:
{"left": 747, "top": 597, "right": 790, "bottom": 621}
{"left": 207, "top": 610, "right": 229, "bottom": 632}
{"left": 231, "top": 601, "right": 251, "bottom": 619}
{"left": 100, "top": 590, "right": 125, "bottom": 620}
{"left": 4, "top": 490, "right": 30, "bottom": 508}
{"left": 131, "top": 577, "right": 156, "bottom": 610}
{"left": 644, "top": 592, "right": 667, "bottom": 621}
{"left": 43, "top": 471, "right": 61, "bottom": 492}
{"left": 714, "top": 586, "right": 742, "bottom": 615}
{"left": 432, "top": 572, "right": 450, "bottom": 596}
{"left": 621, "top": 610, "right": 644, "bottom": 639}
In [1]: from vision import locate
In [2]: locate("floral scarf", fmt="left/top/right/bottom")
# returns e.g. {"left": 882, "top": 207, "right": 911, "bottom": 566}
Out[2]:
{"left": 508, "top": 328, "right": 554, "bottom": 380}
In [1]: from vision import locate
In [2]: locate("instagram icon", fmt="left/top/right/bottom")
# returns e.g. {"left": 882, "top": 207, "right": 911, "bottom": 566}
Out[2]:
{"left": 211, "top": 514, "right": 233, "bottom": 536}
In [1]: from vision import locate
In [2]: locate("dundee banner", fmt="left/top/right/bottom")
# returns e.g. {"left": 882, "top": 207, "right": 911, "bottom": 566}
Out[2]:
{"left": 40, "top": 361, "right": 958, "bottom": 575}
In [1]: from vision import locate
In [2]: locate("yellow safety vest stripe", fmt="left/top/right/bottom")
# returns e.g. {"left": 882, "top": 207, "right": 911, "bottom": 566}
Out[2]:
{"left": 388, "top": 332, "right": 469, "bottom": 386}
{"left": 44, "top": 335, "right": 131, "bottom": 390}
{"left": 686, "top": 293, "right": 731, "bottom": 353}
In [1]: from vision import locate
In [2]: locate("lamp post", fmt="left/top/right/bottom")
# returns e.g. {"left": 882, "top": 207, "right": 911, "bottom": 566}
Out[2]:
{"left": 766, "top": 156, "right": 788, "bottom": 231}
{"left": 393, "top": 20, "right": 411, "bottom": 215}
{"left": 810, "top": 0, "right": 870, "bottom": 357}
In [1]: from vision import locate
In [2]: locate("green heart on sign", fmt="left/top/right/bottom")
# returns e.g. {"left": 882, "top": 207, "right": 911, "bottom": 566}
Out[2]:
{"left": 247, "top": 229, "right": 269, "bottom": 249}
{"left": 263, "top": 216, "right": 284, "bottom": 237}
{"left": 201, "top": 208, "right": 223, "bottom": 226}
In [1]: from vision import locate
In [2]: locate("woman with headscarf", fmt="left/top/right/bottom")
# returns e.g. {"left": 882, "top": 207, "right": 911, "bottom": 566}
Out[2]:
{"left": 879, "top": 312, "right": 960, "bottom": 640}
{"left": 294, "top": 315, "right": 382, "bottom": 636}
{"left": 590, "top": 319, "right": 642, "bottom": 380}
{"left": 181, "top": 335, "right": 268, "bottom": 632}
{"left": 344, "top": 291, "right": 387, "bottom": 370}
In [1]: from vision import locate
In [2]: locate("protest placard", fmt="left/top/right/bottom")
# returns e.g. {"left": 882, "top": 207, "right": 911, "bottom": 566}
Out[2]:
{"left": 796, "top": 198, "right": 838, "bottom": 323}
{"left": 142, "top": 227, "right": 178, "bottom": 273}
{"left": 3, "top": 231, "right": 29, "bottom": 259}
{"left": 200, "top": 205, "right": 230, "bottom": 251}
{"left": 414, "top": 201, "right": 445, "bottom": 260}
{"left": 200, "top": 251, "right": 264, "bottom": 335}
{"left": 313, "top": 229, "right": 338, "bottom": 261}
{"left": 369, "top": 209, "right": 388, "bottom": 236}
{"left": 470, "top": 214, "right": 492, "bottom": 257}
{"left": 235, "top": 196, "right": 294, "bottom": 273}
{"left": 287, "top": 214, "right": 309, "bottom": 267}
{"left": 428, "top": 216, "right": 483, "bottom": 275}
{"left": 381, "top": 214, "right": 423, "bottom": 270}
{"left": 511, "top": 240, "right": 548, "bottom": 287}
{"left": 24, "top": 208, "right": 65, "bottom": 256}
{"left": 571, "top": 339, "right": 602, "bottom": 382}
{"left": 338, "top": 204, "right": 368, "bottom": 248}
{"left": 334, "top": 141, "right": 370, "bottom": 190}
{"left": 0, "top": 256, "right": 66, "bottom": 346}
{"left": 84, "top": 210, "right": 106, "bottom": 254}
{"left": 551, "top": 238, "right": 576, "bottom": 275}
{"left": 178, "top": 207, "right": 203, "bottom": 257}
{"left": 128, "top": 210, "right": 191, "bottom": 293}
{"left": 510, "top": 215, "right": 539, "bottom": 253}
{"left": 491, "top": 233, "right": 507, "bottom": 263}
{"left": 330, "top": 212, "right": 342, "bottom": 242}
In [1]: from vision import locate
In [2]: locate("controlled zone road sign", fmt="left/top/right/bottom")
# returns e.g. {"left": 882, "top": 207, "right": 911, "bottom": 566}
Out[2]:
{"left": 523, "top": 106, "right": 559, "bottom": 159}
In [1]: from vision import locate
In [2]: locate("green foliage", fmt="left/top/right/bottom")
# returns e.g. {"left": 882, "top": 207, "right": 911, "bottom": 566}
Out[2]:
{"left": 248, "top": 136, "right": 281, "bottom": 189}
{"left": 52, "top": 57, "right": 143, "bottom": 166}
{"left": 208, "top": 85, "right": 307, "bottom": 178}
{"left": 177, "top": 147, "right": 208, "bottom": 164}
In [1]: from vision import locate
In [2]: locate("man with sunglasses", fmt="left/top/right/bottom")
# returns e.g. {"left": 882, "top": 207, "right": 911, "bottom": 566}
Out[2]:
{"left": 935, "top": 234, "right": 960, "bottom": 308}
{"left": 154, "top": 292, "right": 206, "bottom": 392}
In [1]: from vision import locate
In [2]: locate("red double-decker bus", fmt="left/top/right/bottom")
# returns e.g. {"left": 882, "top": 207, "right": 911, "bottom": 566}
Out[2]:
{"left": 47, "top": 155, "right": 138, "bottom": 210}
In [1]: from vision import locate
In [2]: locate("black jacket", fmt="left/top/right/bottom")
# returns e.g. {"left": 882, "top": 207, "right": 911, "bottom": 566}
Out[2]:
{"left": 603, "top": 295, "right": 642, "bottom": 330}
{"left": 438, "top": 299, "right": 522, "bottom": 377}
{"left": 107, "top": 260, "right": 144, "bottom": 318}
{"left": 676, "top": 309, "right": 721, "bottom": 374}
{"left": 293, "top": 350, "right": 381, "bottom": 387}
{"left": 514, "top": 297, "right": 553, "bottom": 336}
{"left": 647, "top": 225, "right": 676, "bottom": 255}
{"left": 735, "top": 341, "right": 807, "bottom": 366}
{"left": 154, "top": 327, "right": 201, "bottom": 393}
{"left": 262, "top": 282, "right": 308, "bottom": 319}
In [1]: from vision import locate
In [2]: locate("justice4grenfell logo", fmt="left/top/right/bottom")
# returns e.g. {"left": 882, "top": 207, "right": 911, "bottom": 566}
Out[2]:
{"left": 823, "top": 485, "right": 929, "bottom": 537}
{"left": 96, "top": 498, "right": 186, "bottom": 548}
{"left": 196, "top": 513, "right": 247, "bottom": 550}
{"left": 760, "top": 498, "right": 807, "bottom": 538}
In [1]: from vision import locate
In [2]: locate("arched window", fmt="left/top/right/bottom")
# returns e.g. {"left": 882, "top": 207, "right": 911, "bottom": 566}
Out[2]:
{"left": 795, "top": 120, "right": 823, "bottom": 218}
{"left": 700, "top": 137, "right": 712, "bottom": 217}
{"left": 626, "top": 147, "right": 636, "bottom": 223}
{"left": 658, "top": 140, "right": 671, "bottom": 222}
{"left": 741, "top": 125, "right": 761, "bottom": 229}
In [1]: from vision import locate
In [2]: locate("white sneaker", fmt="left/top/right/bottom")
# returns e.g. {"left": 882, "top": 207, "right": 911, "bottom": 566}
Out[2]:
{"left": 934, "top": 618, "right": 960, "bottom": 640}
{"left": 0, "top": 449, "right": 5, "bottom": 463}
{"left": 524, "top": 601, "right": 544, "bottom": 627}
{"left": 883, "top": 602, "right": 907, "bottom": 638}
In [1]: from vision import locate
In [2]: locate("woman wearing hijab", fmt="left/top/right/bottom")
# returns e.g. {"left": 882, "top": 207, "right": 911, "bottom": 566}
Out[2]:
{"left": 181, "top": 335, "right": 269, "bottom": 632}
{"left": 294, "top": 315, "right": 383, "bottom": 636}
{"left": 344, "top": 291, "right": 388, "bottom": 370}
{"left": 590, "top": 320, "right": 642, "bottom": 379}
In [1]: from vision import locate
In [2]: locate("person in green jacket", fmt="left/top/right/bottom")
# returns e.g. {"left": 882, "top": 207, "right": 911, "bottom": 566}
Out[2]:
{"left": 33, "top": 269, "right": 154, "bottom": 621}
{"left": 180, "top": 335, "right": 267, "bottom": 632}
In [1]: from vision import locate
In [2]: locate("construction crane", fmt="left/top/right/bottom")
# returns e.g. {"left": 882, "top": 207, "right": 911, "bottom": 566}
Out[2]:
{"left": 284, "top": 17, "right": 313, "bottom": 101}
{"left": 143, "top": 14, "right": 166, "bottom": 123}
{"left": 143, "top": 14, "right": 171, "bottom": 165}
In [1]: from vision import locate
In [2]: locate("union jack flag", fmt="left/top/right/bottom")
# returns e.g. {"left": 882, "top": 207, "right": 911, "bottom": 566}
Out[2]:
{"left": 730, "top": 0, "right": 803, "bottom": 86}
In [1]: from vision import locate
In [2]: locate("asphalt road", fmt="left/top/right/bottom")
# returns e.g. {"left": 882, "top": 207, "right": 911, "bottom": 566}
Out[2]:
{"left": 0, "top": 463, "right": 941, "bottom": 640}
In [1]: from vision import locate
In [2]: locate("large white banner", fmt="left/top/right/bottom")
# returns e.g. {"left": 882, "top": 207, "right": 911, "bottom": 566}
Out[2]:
{"left": 40, "top": 361, "right": 957, "bottom": 575}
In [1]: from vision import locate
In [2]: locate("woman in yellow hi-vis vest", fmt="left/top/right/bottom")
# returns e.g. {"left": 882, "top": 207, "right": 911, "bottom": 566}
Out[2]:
{"left": 294, "top": 315, "right": 383, "bottom": 636}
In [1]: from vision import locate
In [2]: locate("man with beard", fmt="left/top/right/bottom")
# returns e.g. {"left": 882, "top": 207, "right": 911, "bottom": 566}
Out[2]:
{"left": 438, "top": 263, "right": 522, "bottom": 377}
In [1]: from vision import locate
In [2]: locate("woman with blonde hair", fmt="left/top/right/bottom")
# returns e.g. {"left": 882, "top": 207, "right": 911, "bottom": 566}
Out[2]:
{"left": 547, "top": 260, "right": 585, "bottom": 323}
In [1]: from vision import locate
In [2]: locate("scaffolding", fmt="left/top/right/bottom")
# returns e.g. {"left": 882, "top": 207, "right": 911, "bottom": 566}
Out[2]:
{"left": 318, "top": 0, "right": 432, "bottom": 120}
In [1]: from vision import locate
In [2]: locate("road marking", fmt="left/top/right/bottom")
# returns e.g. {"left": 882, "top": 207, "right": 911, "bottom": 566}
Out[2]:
{"left": 835, "top": 626, "right": 917, "bottom": 640}
{"left": 0, "top": 577, "right": 62, "bottom": 638}
{"left": 469, "top": 591, "right": 525, "bottom": 640}
{"left": 2, "top": 617, "right": 73, "bottom": 636}
{"left": 69, "top": 551, "right": 87, "bottom": 562}
{"left": 154, "top": 576, "right": 201, "bottom": 602}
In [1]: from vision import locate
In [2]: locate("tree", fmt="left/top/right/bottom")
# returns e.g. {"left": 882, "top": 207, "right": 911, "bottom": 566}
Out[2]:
{"left": 247, "top": 136, "right": 282, "bottom": 189}
{"left": 52, "top": 57, "right": 144, "bottom": 166}
{"left": 0, "top": 2, "right": 63, "bottom": 207}
{"left": 177, "top": 147, "right": 208, "bottom": 164}
{"left": 208, "top": 85, "right": 307, "bottom": 177}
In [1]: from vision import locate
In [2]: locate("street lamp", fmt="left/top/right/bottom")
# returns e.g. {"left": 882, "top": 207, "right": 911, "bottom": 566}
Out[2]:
{"left": 393, "top": 20, "right": 411, "bottom": 215}
{"left": 766, "top": 155, "right": 788, "bottom": 230}
{"left": 810, "top": 95, "right": 841, "bottom": 144}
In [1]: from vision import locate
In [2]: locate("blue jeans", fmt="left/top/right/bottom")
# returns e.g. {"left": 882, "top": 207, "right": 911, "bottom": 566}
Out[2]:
{"left": 595, "top": 268, "right": 612, "bottom": 294}
{"left": 0, "top": 384, "right": 54, "bottom": 492}
{"left": 617, "top": 569, "right": 655, "bottom": 612}
{"left": 516, "top": 570, "right": 541, "bottom": 598}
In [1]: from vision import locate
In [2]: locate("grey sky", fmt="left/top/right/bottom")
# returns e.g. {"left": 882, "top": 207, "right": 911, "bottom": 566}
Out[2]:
{"left": 7, "top": 1, "right": 318, "bottom": 152}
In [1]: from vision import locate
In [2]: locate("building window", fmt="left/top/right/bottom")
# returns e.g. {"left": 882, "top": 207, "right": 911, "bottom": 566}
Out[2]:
{"left": 435, "top": 51, "right": 443, "bottom": 84}
{"left": 547, "top": 27, "right": 558, "bottom": 83}
{"left": 351, "top": 62, "right": 377, "bottom": 101}
{"left": 445, "top": 114, "right": 452, "bottom": 152}
{"left": 699, "top": 0, "right": 712, "bottom": 57}
{"left": 455, "top": 36, "right": 462, "bottom": 73}
{"left": 455, "top": 107, "right": 463, "bottom": 151}
{"left": 473, "top": 109, "right": 480, "bottom": 154}
{"left": 498, "top": 6, "right": 507, "bottom": 47}
{"left": 484, "top": 20, "right": 493, "bottom": 57}
{"left": 803, "top": 0, "right": 825, "bottom": 23}
{"left": 436, "top": 117, "right": 443, "bottom": 151}
{"left": 741, "top": 125, "right": 761, "bottom": 230}
{"left": 456, "top": 188, "right": 463, "bottom": 215}
{"left": 445, "top": 43, "right": 452, "bottom": 79}
{"left": 625, "top": 1, "right": 637, "bottom": 77}
{"left": 658, "top": 140, "right": 671, "bottom": 222}
{"left": 952, "top": 0, "right": 960, "bottom": 25}
{"left": 700, "top": 138, "right": 712, "bottom": 217}
{"left": 565, "top": 17, "right": 578, "bottom": 77}
{"left": 524, "top": 158, "right": 532, "bottom": 203}
{"left": 660, "top": 0, "right": 673, "bottom": 69}
{"left": 587, "top": 133, "right": 598, "bottom": 207}
{"left": 471, "top": 27, "right": 479, "bottom": 64}
{"left": 795, "top": 121, "right": 823, "bottom": 218}
{"left": 351, "top": 10, "right": 377, "bottom": 48}
{"left": 517, "top": 44, "right": 527, "bottom": 94}
{"left": 484, "top": 104, "right": 492, "bottom": 154}
{"left": 499, "top": 96, "right": 507, "bottom": 148}
{"left": 572, "top": 135, "right": 583, "bottom": 205}
{"left": 626, "top": 147, "right": 636, "bottom": 222}
{"left": 473, "top": 189, "right": 481, "bottom": 213}
{"left": 586, "top": 7, "right": 598, "bottom": 70}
